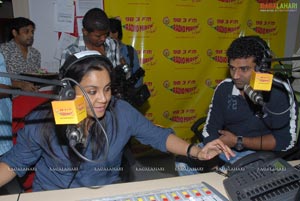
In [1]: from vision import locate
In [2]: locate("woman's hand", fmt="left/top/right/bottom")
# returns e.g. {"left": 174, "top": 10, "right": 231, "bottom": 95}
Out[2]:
{"left": 197, "top": 139, "right": 235, "bottom": 160}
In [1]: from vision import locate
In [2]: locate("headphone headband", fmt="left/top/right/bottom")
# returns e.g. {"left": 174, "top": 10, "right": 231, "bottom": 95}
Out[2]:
{"left": 59, "top": 50, "right": 112, "bottom": 79}
{"left": 73, "top": 50, "right": 101, "bottom": 59}
{"left": 243, "top": 36, "right": 272, "bottom": 72}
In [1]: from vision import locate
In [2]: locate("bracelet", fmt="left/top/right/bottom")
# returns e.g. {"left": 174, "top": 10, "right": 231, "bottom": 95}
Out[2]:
{"left": 187, "top": 144, "right": 197, "bottom": 159}
{"left": 260, "top": 135, "right": 263, "bottom": 150}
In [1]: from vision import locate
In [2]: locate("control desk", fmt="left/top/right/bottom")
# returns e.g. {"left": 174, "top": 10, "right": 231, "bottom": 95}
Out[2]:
{"left": 1, "top": 160, "right": 299, "bottom": 201}
{"left": 0, "top": 172, "right": 227, "bottom": 201}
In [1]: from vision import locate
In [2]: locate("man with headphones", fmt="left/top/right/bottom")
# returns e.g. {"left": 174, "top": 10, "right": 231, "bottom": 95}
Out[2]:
{"left": 176, "top": 36, "right": 299, "bottom": 176}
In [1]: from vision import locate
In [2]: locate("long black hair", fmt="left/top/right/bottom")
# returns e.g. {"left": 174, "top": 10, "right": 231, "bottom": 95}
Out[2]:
{"left": 38, "top": 53, "right": 118, "bottom": 165}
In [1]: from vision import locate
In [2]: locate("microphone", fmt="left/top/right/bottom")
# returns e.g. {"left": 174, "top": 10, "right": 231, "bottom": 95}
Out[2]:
{"left": 51, "top": 95, "right": 87, "bottom": 146}
{"left": 51, "top": 95, "right": 87, "bottom": 124}
{"left": 244, "top": 84, "right": 265, "bottom": 106}
{"left": 244, "top": 70, "right": 272, "bottom": 107}
{"left": 249, "top": 71, "right": 273, "bottom": 91}
{"left": 0, "top": 72, "right": 105, "bottom": 161}
{"left": 66, "top": 125, "right": 83, "bottom": 147}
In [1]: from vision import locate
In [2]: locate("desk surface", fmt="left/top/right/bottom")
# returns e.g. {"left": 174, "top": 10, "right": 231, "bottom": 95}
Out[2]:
{"left": 1, "top": 160, "right": 299, "bottom": 201}
{"left": 0, "top": 172, "right": 227, "bottom": 201}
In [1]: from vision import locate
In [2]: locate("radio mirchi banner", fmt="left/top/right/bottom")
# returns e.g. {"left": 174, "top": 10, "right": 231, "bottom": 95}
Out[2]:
{"left": 104, "top": 0, "right": 289, "bottom": 141}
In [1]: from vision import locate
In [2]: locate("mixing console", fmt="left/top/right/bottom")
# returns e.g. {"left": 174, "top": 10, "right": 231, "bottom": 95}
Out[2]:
{"left": 80, "top": 182, "right": 228, "bottom": 201}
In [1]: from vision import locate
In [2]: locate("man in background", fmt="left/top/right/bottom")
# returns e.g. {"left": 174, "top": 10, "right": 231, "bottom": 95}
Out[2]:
{"left": 0, "top": 17, "right": 40, "bottom": 92}
{"left": 0, "top": 53, "right": 21, "bottom": 195}
{"left": 0, "top": 53, "right": 12, "bottom": 156}
{"left": 176, "top": 36, "right": 299, "bottom": 175}
{"left": 60, "top": 8, "right": 120, "bottom": 68}
{"left": 109, "top": 17, "right": 143, "bottom": 88}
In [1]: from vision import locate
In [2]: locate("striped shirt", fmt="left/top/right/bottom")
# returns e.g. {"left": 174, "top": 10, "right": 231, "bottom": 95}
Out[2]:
{"left": 0, "top": 53, "right": 12, "bottom": 155}
{"left": 60, "top": 36, "right": 120, "bottom": 68}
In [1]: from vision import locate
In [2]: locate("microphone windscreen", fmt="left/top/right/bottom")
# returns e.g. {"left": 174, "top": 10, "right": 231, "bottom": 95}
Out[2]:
{"left": 51, "top": 95, "right": 87, "bottom": 124}
{"left": 250, "top": 71, "right": 273, "bottom": 91}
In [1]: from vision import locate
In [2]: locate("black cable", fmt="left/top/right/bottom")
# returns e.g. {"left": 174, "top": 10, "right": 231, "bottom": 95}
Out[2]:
{"left": 66, "top": 162, "right": 81, "bottom": 189}
{"left": 62, "top": 77, "right": 109, "bottom": 163}
{"left": 16, "top": 191, "right": 22, "bottom": 201}
{"left": 263, "top": 77, "right": 295, "bottom": 115}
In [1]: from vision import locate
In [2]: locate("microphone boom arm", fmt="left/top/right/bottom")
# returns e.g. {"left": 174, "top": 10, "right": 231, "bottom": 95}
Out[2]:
{"left": 263, "top": 56, "right": 300, "bottom": 63}
{"left": 0, "top": 72, "right": 75, "bottom": 100}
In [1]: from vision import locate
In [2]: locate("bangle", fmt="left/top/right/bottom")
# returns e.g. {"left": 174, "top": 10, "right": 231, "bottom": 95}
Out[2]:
{"left": 187, "top": 144, "right": 196, "bottom": 159}
{"left": 260, "top": 135, "right": 263, "bottom": 150}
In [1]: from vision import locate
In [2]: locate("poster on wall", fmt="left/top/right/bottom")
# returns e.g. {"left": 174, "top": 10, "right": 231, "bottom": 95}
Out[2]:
{"left": 105, "top": 0, "right": 289, "bottom": 141}
{"left": 26, "top": 0, "right": 298, "bottom": 141}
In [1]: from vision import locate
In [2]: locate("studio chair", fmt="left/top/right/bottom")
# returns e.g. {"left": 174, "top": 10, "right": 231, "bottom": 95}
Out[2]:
{"left": 175, "top": 116, "right": 225, "bottom": 174}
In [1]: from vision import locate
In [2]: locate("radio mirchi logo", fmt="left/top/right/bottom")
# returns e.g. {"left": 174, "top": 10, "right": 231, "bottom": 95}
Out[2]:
{"left": 163, "top": 80, "right": 199, "bottom": 95}
{"left": 207, "top": 49, "right": 227, "bottom": 63}
{"left": 247, "top": 19, "right": 278, "bottom": 35}
{"left": 216, "top": 0, "right": 243, "bottom": 8}
{"left": 163, "top": 49, "right": 201, "bottom": 65}
{"left": 163, "top": 109, "right": 197, "bottom": 123}
{"left": 217, "top": 0, "right": 242, "bottom": 3}
{"left": 123, "top": 16, "right": 156, "bottom": 33}
{"left": 138, "top": 49, "right": 156, "bottom": 66}
{"left": 162, "top": 17, "right": 200, "bottom": 34}
{"left": 207, "top": 18, "right": 240, "bottom": 33}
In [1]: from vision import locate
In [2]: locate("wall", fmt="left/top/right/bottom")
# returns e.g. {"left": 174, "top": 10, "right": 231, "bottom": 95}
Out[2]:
{"left": 10, "top": 0, "right": 300, "bottom": 71}
{"left": 12, "top": 0, "right": 29, "bottom": 18}
{"left": 285, "top": 6, "right": 300, "bottom": 56}
{"left": 0, "top": 1, "right": 13, "bottom": 18}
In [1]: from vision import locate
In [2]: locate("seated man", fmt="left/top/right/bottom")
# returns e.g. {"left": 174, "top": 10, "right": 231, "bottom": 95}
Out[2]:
{"left": 176, "top": 36, "right": 299, "bottom": 176}
{"left": 0, "top": 17, "right": 41, "bottom": 92}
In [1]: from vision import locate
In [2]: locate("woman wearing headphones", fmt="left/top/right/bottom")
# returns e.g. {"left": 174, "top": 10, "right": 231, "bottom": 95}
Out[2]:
{"left": 0, "top": 51, "right": 234, "bottom": 191}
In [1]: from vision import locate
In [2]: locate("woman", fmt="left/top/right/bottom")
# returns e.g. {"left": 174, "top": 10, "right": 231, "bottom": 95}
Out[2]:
{"left": 0, "top": 51, "right": 234, "bottom": 191}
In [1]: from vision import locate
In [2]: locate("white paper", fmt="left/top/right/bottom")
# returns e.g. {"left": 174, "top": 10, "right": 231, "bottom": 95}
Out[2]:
{"left": 76, "top": 0, "right": 103, "bottom": 17}
{"left": 29, "top": 0, "right": 61, "bottom": 72}
{"left": 54, "top": 32, "right": 77, "bottom": 60}
{"left": 77, "top": 17, "right": 83, "bottom": 36}
{"left": 54, "top": 0, "right": 75, "bottom": 33}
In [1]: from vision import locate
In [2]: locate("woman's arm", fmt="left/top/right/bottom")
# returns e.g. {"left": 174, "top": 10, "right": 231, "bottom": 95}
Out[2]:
{"left": 0, "top": 162, "right": 16, "bottom": 187}
{"left": 166, "top": 134, "right": 235, "bottom": 160}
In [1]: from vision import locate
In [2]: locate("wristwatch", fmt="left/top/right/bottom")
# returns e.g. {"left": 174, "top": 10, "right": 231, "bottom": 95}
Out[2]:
{"left": 235, "top": 136, "right": 244, "bottom": 151}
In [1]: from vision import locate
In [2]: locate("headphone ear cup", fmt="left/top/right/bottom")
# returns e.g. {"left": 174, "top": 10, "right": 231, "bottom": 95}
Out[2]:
{"left": 245, "top": 36, "right": 271, "bottom": 72}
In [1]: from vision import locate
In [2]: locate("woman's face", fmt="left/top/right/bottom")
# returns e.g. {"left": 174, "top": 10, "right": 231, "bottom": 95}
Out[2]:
{"left": 75, "top": 68, "right": 112, "bottom": 118}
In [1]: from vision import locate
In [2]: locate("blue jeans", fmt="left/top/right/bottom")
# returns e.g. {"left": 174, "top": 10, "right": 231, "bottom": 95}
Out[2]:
{"left": 175, "top": 143, "right": 255, "bottom": 176}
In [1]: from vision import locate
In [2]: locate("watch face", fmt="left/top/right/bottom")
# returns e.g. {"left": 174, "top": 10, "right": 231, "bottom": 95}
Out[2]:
{"left": 235, "top": 143, "right": 243, "bottom": 151}
{"left": 235, "top": 136, "right": 243, "bottom": 151}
